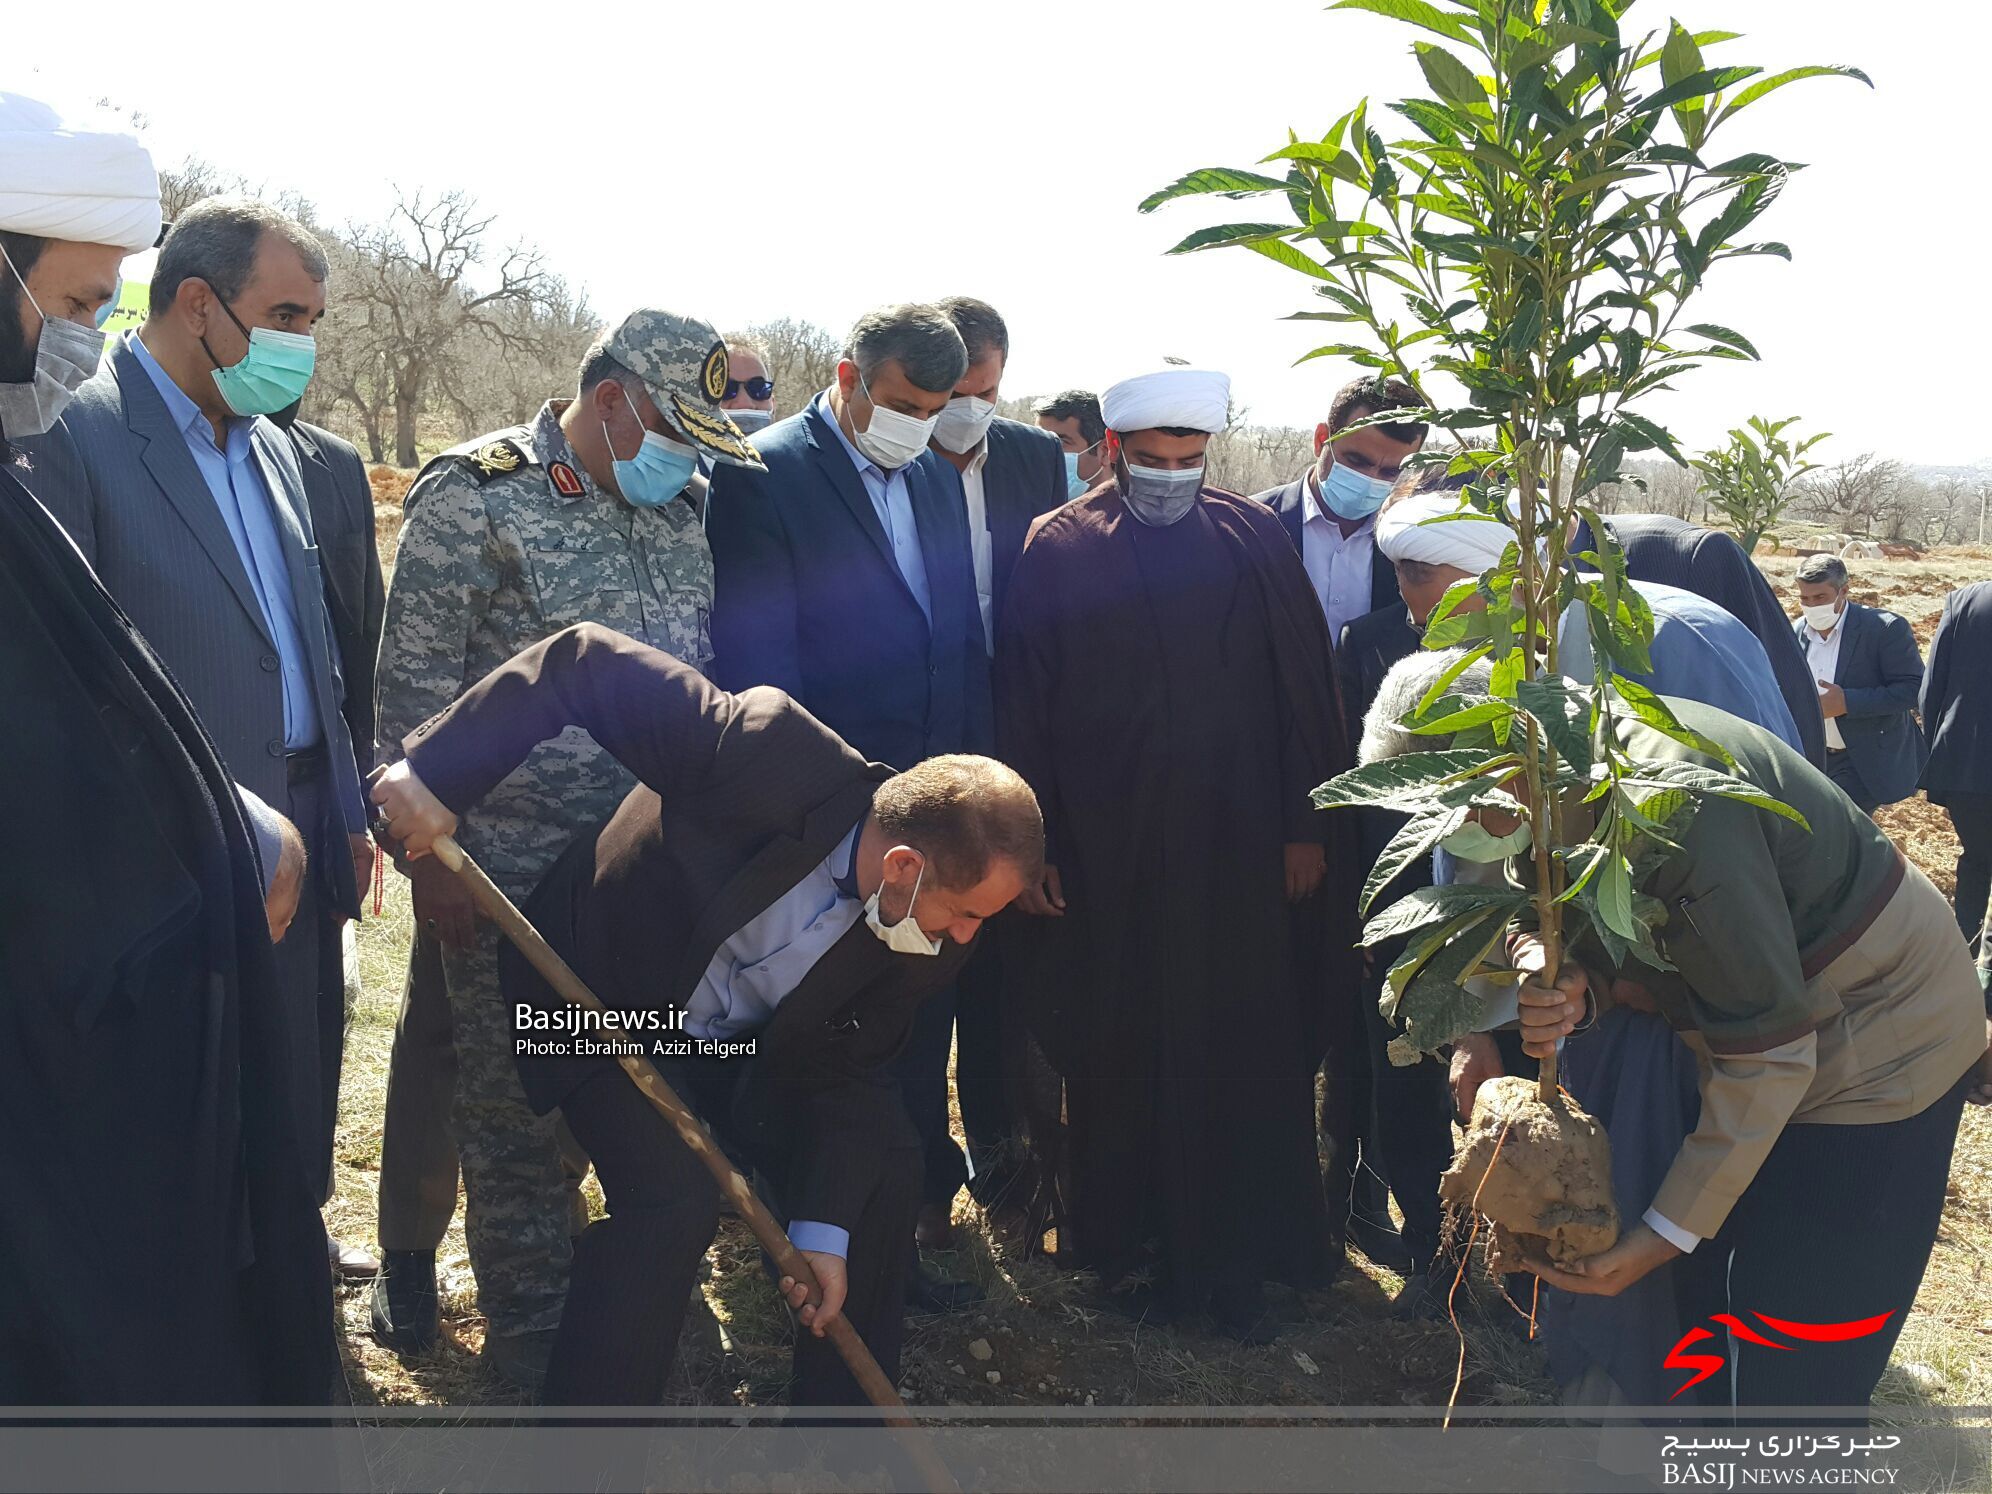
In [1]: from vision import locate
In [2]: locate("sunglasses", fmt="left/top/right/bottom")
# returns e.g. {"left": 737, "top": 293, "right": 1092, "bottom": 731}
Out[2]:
{"left": 724, "top": 377, "right": 775, "bottom": 401}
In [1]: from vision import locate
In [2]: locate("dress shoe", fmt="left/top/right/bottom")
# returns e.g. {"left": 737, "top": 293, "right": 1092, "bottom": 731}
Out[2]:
{"left": 904, "top": 1260, "right": 983, "bottom": 1315}
{"left": 329, "top": 1234, "right": 381, "bottom": 1282}
{"left": 1346, "top": 1214, "right": 1415, "bottom": 1273}
{"left": 368, "top": 1250, "right": 439, "bottom": 1352}
{"left": 485, "top": 1328, "right": 557, "bottom": 1392}
{"left": 914, "top": 1202, "right": 956, "bottom": 1250}
{"left": 1390, "top": 1271, "right": 1447, "bottom": 1322}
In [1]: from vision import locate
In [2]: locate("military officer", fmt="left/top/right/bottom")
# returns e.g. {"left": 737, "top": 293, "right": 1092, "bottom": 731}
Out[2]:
{"left": 370, "top": 308, "right": 764, "bottom": 1388}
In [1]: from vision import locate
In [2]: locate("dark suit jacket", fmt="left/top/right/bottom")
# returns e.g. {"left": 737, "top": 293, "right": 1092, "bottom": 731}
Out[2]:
{"left": 1920, "top": 579, "right": 1992, "bottom": 802}
{"left": 19, "top": 339, "right": 367, "bottom": 916}
{"left": 403, "top": 623, "right": 972, "bottom": 1234}
{"left": 1574, "top": 513, "right": 1827, "bottom": 767}
{"left": 286, "top": 420, "right": 384, "bottom": 780}
{"left": 1335, "top": 603, "right": 1431, "bottom": 889}
{"left": 1793, "top": 601, "right": 1927, "bottom": 807}
{"left": 1255, "top": 472, "right": 1401, "bottom": 624}
{"left": 705, "top": 402, "right": 990, "bottom": 770}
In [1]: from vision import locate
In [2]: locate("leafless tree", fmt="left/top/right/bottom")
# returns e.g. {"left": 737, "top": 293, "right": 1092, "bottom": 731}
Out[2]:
{"left": 742, "top": 317, "right": 843, "bottom": 420}
{"left": 1793, "top": 452, "right": 1910, "bottom": 538}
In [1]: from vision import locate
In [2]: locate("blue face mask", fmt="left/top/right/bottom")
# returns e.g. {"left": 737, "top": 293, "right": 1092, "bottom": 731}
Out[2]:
{"left": 605, "top": 385, "right": 698, "bottom": 508}
{"left": 205, "top": 295, "right": 316, "bottom": 417}
{"left": 1320, "top": 456, "right": 1395, "bottom": 520}
{"left": 94, "top": 271, "right": 123, "bottom": 331}
{"left": 1063, "top": 451, "right": 1086, "bottom": 499}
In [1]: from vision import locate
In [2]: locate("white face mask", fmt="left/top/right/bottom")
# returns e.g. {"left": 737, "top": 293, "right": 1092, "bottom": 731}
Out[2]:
{"left": 1121, "top": 460, "right": 1204, "bottom": 526}
{"left": 0, "top": 254, "right": 103, "bottom": 440}
{"left": 865, "top": 854, "right": 943, "bottom": 956}
{"left": 727, "top": 407, "right": 774, "bottom": 434}
{"left": 1441, "top": 817, "right": 1533, "bottom": 863}
{"left": 1801, "top": 599, "right": 1843, "bottom": 633}
{"left": 853, "top": 373, "right": 939, "bottom": 471}
{"left": 932, "top": 394, "right": 997, "bottom": 454}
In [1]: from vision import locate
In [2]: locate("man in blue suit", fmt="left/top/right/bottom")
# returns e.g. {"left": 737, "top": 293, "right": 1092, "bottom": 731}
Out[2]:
{"left": 21, "top": 197, "right": 376, "bottom": 1274}
{"left": 1793, "top": 553, "right": 1927, "bottom": 815}
{"left": 707, "top": 302, "right": 988, "bottom": 769}
{"left": 706, "top": 303, "right": 989, "bottom": 1310}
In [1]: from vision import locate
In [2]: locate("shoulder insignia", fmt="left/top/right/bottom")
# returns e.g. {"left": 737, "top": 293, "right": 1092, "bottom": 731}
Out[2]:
{"left": 462, "top": 437, "right": 528, "bottom": 482}
{"left": 701, "top": 341, "right": 729, "bottom": 404}
{"left": 548, "top": 460, "right": 585, "bottom": 497}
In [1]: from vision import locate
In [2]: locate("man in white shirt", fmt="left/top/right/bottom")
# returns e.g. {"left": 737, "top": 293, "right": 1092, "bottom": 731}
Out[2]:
{"left": 1793, "top": 552, "right": 1927, "bottom": 815}
{"left": 1253, "top": 374, "right": 1428, "bottom": 647}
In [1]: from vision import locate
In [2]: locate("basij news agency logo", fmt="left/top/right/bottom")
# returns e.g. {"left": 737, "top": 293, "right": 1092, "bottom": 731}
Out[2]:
{"left": 1660, "top": 1432, "right": 1904, "bottom": 1489}
{"left": 1662, "top": 1311, "right": 1895, "bottom": 1399}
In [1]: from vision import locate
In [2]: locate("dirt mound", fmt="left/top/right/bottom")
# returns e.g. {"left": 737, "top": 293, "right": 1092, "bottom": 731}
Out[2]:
{"left": 368, "top": 465, "right": 414, "bottom": 506}
{"left": 1440, "top": 1077, "right": 1618, "bottom": 1268}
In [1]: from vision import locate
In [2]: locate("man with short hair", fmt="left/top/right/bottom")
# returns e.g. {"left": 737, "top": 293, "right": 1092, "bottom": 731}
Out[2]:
{"left": 1920, "top": 580, "right": 1992, "bottom": 941}
{"left": 997, "top": 365, "right": 1359, "bottom": 1338}
{"left": 707, "top": 302, "right": 989, "bottom": 776}
{"left": 20, "top": 193, "right": 377, "bottom": 1278}
{"left": 0, "top": 93, "right": 334, "bottom": 1402}
{"left": 1036, "top": 388, "right": 1110, "bottom": 500}
{"left": 371, "top": 309, "right": 761, "bottom": 1385}
{"left": 370, "top": 623, "right": 1042, "bottom": 1406}
{"left": 896, "top": 296, "right": 1070, "bottom": 1249}
{"left": 1255, "top": 374, "right": 1427, "bottom": 645}
{"left": 718, "top": 332, "right": 776, "bottom": 436}
{"left": 1793, "top": 553, "right": 1926, "bottom": 815}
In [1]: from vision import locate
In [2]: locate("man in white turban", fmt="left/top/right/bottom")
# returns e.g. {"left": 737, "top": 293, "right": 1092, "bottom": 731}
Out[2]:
{"left": 0, "top": 91, "right": 337, "bottom": 1405}
{"left": 995, "top": 364, "right": 1365, "bottom": 1336}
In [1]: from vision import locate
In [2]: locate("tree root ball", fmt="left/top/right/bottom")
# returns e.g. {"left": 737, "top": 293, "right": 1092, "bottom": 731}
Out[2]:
{"left": 1440, "top": 1076, "right": 1619, "bottom": 1267}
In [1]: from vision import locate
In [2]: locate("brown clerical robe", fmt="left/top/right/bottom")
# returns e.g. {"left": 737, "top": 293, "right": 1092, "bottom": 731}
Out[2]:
{"left": 995, "top": 484, "right": 1359, "bottom": 1318}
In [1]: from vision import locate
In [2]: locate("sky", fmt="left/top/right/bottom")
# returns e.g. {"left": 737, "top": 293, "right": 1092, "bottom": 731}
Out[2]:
{"left": 10, "top": 0, "right": 1986, "bottom": 464}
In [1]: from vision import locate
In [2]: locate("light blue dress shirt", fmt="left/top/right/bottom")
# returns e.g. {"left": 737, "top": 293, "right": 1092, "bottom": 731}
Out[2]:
{"left": 685, "top": 820, "right": 867, "bottom": 1259}
{"left": 812, "top": 391, "right": 932, "bottom": 626}
{"left": 128, "top": 332, "right": 322, "bottom": 749}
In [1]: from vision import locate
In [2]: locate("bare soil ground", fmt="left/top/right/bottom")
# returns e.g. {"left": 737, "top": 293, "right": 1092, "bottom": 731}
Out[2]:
{"left": 333, "top": 516, "right": 1992, "bottom": 1416}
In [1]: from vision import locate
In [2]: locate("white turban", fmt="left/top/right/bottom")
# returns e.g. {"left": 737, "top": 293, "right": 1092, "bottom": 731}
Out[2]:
{"left": 1375, "top": 491, "right": 1519, "bottom": 573}
{"left": 1101, "top": 367, "right": 1230, "bottom": 435}
{"left": 0, "top": 92, "right": 161, "bottom": 254}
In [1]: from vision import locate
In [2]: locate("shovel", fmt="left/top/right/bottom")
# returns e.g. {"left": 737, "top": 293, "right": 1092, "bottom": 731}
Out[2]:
{"left": 429, "top": 833, "right": 958, "bottom": 1494}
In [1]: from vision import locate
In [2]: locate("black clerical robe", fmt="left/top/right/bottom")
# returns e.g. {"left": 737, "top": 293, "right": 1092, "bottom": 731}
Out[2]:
{"left": 995, "top": 486, "right": 1359, "bottom": 1312}
{"left": 0, "top": 455, "right": 333, "bottom": 1404}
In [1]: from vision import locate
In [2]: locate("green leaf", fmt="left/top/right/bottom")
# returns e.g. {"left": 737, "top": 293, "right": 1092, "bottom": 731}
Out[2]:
{"left": 1137, "top": 168, "right": 1296, "bottom": 214}
{"left": 1611, "top": 676, "right": 1738, "bottom": 767}
{"left": 1684, "top": 323, "right": 1761, "bottom": 359}
{"left": 1633, "top": 65, "right": 1762, "bottom": 119}
{"left": 1410, "top": 699, "right": 1514, "bottom": 735}
{"left": 1242, "top": 237, "right": 1338, "bottom": 281}
{"left": 1312, "top": 749, "right": 1500, "bottom": 811}
{"left": 1515, "top": 675, "right": 1594, "bottom": 775}
{"left": 1718, "top": 64, "right": 1873, "bottom": 123}
{"left": 1359, "top": 810, "right": 1460, "bottom": 917}
{"left": 1164, "top": 222, "right": 1301, "bottom": 254}
{"left": 1327, "top": 0, "right": 1476, "bottom": 44}
{"left": 1415, "top": 640, "right": 1495, "bottom": 714}
{"left": 1393, "top": 912, "right": 1516, "bottom": 1051}
{"left": 1366, "top": 883, "right": 1531, "bottom": 947}
{"left": 1416, "top": 42, "right": 1488, "bottom": 110}
{"left": 1596, "top": 851, "right": 1637, "bottom": 940}
{"left": 1621, "top": 763, "right": 1812, "bottom": 828}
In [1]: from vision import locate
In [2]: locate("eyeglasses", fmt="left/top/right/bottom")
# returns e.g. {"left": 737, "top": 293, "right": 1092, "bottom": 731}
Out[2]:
{"left": 724, "top": 377, "right": 775, "bottom": 401}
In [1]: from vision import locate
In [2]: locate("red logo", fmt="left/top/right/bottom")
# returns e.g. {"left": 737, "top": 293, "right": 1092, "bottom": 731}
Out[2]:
{"left": 1663, "top": 1312, "right": 1895, "bottom": 1399}
{"left": 549, "top": 461, "right": 585, "bottom": 497}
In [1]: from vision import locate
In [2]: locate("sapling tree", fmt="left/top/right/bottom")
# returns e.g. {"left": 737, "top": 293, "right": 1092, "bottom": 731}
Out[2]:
{"left": 1691, "top": 414, "right": 1828, "bottom": 554}
{"left": 1143, "top": 0, "right": 1863, "bottom": 1120}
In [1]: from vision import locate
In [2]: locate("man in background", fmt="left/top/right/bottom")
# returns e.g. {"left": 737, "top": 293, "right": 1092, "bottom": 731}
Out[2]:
{"left": 718, "top": 331, "right": 776, "bottom": 437}
{"left": 372, "top": 309, "right": 759, "bottom": 1387}
{"left": 998, "top": 365, "right": 1356, "bottom": 1339}
{"left": 1919, "top": 578, "right": 1992, "bottom": 941}
{"left": 1794, "top": 553, "right": 1926, "bottom": 815}
{"left": 1255, "top": 374, "right": 1426, "bottom": 646}
{"left": 1036, "top": 389, "right": 1110, "bottom": 499}
{"left": 915, "top": 296, "right": 1067, "bottom": 1248}
{"left": 21, "top": 195, "right": 376, "bottom": 1278}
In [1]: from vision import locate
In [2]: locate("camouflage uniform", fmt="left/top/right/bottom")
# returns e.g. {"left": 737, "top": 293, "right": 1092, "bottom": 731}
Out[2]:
{"left": 376, "top": 309, "right": 763, "bottom": 1339}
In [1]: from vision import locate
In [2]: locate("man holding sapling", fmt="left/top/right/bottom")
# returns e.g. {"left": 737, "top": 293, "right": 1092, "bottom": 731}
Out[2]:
{"left": 1360, "top": 647, "right": 1991, "bottom": 1410}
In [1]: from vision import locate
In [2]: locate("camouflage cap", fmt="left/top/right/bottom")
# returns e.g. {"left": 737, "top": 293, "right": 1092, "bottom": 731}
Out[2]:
{"left": 601, "top": 307, "right": 767, "bottom": 470}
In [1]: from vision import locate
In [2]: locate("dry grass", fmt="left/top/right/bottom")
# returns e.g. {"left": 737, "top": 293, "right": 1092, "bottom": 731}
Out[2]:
{"left": 327, "top": 544, "right": 1992, "bottom": 1415}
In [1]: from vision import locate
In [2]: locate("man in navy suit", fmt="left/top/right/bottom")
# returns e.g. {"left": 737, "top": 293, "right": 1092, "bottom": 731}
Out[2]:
{"left": 1921, "top": 580, "right": 1992, "bottom": 941}
{"left": 1793, "top": 553, "right": 1927, "bottom": 815}
{"left": 20, "top": 197, "right": 376, "bottom": 1274}
{"left": 1252, "top": 374, "right": 1427, "bottom": 647}
{"left": 706, "top": 304, "right": 989, "bottom": 1309}
{"left": 913, "top": 297, "right": 1068, "bottom": 1252}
